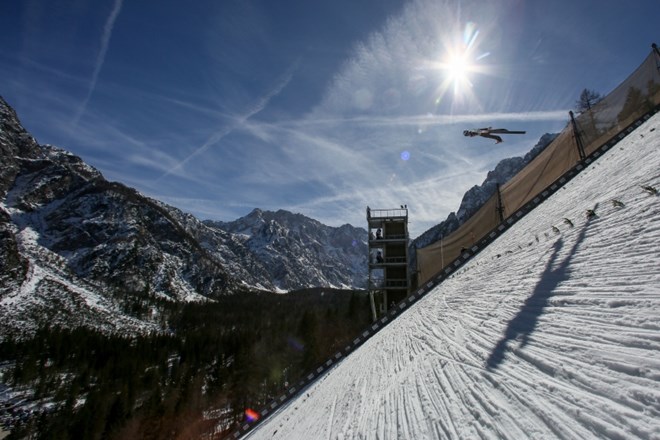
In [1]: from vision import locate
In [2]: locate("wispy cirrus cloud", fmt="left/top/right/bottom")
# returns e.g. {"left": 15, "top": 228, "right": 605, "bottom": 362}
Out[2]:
{"left": 244, "top": 0, "right": 571, "bottom": 235}
{"left": 156, "top": 59, "right": 301, "bottom": 181}
{"left": 272, "top": 110, "right": 568, "bottom": 131}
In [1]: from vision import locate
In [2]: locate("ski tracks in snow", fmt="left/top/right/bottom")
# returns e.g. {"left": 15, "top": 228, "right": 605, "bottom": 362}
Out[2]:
{"left": 248, "top": 115, "right": 660, "bottom": 439}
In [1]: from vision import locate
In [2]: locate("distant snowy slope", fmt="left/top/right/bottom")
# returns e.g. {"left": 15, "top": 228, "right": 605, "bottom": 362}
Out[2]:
{"left": 246, "top": 114, "right": 660, "bottom": 439}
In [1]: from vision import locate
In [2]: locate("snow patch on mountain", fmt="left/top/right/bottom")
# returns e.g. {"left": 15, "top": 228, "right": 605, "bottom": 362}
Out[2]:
{"left": 204, "top": 209, "right": 368, "bottom": 292}
{"left": 0, "top": 96, "right": 370, "bottom": 337}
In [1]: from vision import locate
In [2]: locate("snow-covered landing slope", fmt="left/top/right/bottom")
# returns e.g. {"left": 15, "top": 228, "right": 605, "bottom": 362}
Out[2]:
{"left": 247, "top": 114, "right": 660, "bottom": 440}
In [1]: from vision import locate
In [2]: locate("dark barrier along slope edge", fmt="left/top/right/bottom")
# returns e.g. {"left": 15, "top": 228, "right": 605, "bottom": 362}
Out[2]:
{"left": 227, "top": 106, "right": 659, "bottom": 439}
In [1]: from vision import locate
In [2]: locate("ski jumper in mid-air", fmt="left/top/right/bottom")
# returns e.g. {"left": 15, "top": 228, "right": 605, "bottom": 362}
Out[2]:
{"left": 463, "top": 127, "right": 526, "bottom": 144}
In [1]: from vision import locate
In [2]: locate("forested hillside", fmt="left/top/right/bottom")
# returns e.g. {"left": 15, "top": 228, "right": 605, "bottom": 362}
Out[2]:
{"left": 1, "top": 289, "right": 371, "bottom": 439}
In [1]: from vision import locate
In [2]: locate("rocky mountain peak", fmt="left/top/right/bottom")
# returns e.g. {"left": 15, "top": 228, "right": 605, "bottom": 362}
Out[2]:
{"left": 204, "top": 209, "right": 368, "bottom": 292}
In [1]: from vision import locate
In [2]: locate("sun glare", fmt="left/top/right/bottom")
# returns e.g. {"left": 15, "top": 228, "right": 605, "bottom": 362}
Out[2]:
{"left": 447, "top": 54, "right": 470, "bottom": 83}
{"left": 430, "top": 21, "right": 491, "bottom": 110}
{"left": 436, "top": 49, "right": 475, "bottom": 99}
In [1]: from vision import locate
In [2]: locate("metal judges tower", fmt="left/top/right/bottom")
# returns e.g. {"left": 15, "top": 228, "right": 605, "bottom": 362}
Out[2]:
{"left": 366, "top": 206, "right": 410, "bottom": 321}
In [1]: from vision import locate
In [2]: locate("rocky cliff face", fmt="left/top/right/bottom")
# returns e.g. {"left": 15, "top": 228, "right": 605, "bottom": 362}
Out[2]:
{"left": 410, "top": 133, "right": 559, "bottom": 259}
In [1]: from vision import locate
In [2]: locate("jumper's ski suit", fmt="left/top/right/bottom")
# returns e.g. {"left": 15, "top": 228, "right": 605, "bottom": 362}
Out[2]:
{"left": 463, "top": 127, "right": 526, "bottom": 143}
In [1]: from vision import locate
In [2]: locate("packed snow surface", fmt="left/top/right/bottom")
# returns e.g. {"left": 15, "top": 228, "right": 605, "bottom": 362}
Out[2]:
{"left": 247, "top": 114, "right": 660, "bottom": 439}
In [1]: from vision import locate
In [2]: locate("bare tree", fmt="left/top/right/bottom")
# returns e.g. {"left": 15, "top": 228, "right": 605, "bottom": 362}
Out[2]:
{"left": 575, "top": 88, "right": 602, "bottom": 113}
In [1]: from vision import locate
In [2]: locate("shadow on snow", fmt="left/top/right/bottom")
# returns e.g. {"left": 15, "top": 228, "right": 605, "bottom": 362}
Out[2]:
{"left": 485, "top": 212, "right": 595, "bottom": 370}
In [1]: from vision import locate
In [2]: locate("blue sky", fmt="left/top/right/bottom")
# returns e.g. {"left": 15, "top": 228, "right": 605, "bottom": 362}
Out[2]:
{"left": 1, "top": 0, "right": 658, "bottom": 238}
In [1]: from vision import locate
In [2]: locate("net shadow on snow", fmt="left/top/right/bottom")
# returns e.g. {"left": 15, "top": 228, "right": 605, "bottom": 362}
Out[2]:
{"left": 485, "top": 214, "right": 594, "bottom": 370}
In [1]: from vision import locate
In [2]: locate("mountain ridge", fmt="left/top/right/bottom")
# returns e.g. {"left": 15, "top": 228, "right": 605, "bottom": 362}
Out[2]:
{"left": 409, "top": 132, "right": 559, "bottom": 265}
{"left": 0, "top": 96, "right": 368, "bottom": 338}
{"left": 204, "top": 208, "right": 368, "bottom": 292}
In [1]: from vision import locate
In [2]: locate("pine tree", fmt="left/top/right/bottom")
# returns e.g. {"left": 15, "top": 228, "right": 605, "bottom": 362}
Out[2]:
{"left": 575, "top": 88, "right": 602, "bottom": 113}
{"left": 298, "top": 311, "right": 320, "bottom": 371}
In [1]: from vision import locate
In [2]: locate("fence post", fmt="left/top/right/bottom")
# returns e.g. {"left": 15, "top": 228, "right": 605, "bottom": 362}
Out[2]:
{"left": 569, "top": 110, "right": 586, "bottom": 161}
{"left": 495, "top": 183, "right": 505, "bottom": 223}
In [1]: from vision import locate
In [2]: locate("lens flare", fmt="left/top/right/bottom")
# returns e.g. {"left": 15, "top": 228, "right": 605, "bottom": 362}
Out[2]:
{"left": 245, "top": 408, "right": 260, "bottom": 422}
{"left": 400, "top": 150, "right": 411, "bottom": 161}
{"left": 463, "top": 22, "right": 479, "bottom": 49}
{"left": 353, "top": 88, "right": 374, "bottom": 110}
{"left": 408, "top": 74, "right": 428, "bottom": 96}
{"left": 383, "top": 88, "right": 402, "bottom": 109}
{"left": 287, "top": 336, "right": 305, "bottom": 351}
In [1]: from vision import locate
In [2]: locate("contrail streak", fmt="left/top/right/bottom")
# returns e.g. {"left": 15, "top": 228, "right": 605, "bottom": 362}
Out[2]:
{"left": 72, "top": 0, "right": 123, "bottom": 127}
{"left": 156, "top": 60, "right": 300, "bottom": 181}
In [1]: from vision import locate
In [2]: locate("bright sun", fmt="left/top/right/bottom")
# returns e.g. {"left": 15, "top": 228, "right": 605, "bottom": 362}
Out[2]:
{"left": 447, "top": 54, "right": 469, "bottom": 81}
{"left": 445, "top": 52, "right": 473, "bottom": 90}
{"left": 431, "top": 22, "right": 490, "bottom": 107}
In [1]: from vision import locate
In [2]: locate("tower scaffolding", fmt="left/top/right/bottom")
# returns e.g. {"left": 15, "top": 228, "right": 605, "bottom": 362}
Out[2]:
{"left": 366, "top": 206, "right": 410, "bottom": 321}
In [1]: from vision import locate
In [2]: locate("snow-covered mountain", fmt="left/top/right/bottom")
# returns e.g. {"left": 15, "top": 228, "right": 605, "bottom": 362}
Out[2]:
{"left": 205, "top": 209, "right": 368, "bottom": 292}
{"left": 244, "top": 112, "right": 660, "bottom": 439}
{"left": 0, "top": 98, "right": 246, "bottom": 337}
{"left": 0, "top": 97, "right": 367, "bottom": 337}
